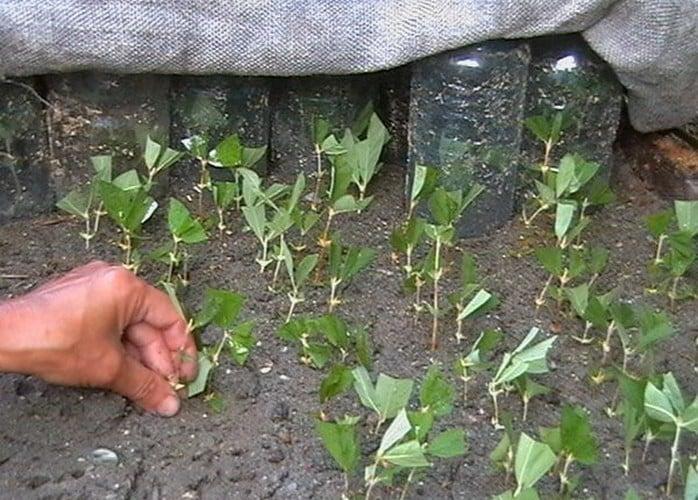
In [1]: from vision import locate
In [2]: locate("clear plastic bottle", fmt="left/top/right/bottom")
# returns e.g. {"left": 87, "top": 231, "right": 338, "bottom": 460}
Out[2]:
{"left": 409, "top": 40, "right": 531, "bottom": 237}
{"left": 521, "top": 34, "right": 623, "bottom": 178}
{"left": 0, "top": 78, "right": 51, "bottom": 220}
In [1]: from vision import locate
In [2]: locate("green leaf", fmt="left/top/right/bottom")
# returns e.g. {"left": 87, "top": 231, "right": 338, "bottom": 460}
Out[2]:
{"left": 378, "top": 408, "right": 412, "bottom": 455}
{"left": 538, "top": 426, "right": 562, "bottom": 454}
{"left": 295, "top": 254, "right": 318, "bottom": 288}
{"left": 332, "top": 194, "right": 368, "bottom": 214}
{"left": 241, "top": 204, "right": 267, "bottom": 242}
{"left": 685, "top": 464, "right": 698, "bottom": 500}
{"left": 636, "top": 309, "right": 675, "bottom": 351}
{"left": 315, "top": 314, "right": 349, "bottom": 350}
{"left": 168, "top": 198, "right": 207, "bottom": 244}
{"left": 419, "top": 365, "right": 454, "bottom": 417}
{"left": 352, "top": 366, "right": 380, "bottom": 414}
{"left": 242, "top": 145, "right": 267, "bottom": 169}
{"left": 56, "top": 189, "right": 90, "bottom": 218}
{"left": 566, "top": 284, "right": 589, "bottom": 317}
{"left": 375, "top": 373, "right": 414, "bottom": 421}
{"left": 408, "top": 410, "right": 434, "bottom": 443}
{"left": 320, "top": 364, "right": 354, "bottom": 403}
{"left": 211, "top": 134, "right": 243, "bottom": 167}
{"left": 181, "top": 135, "right": 209, "bottom": 159}
{"left": 525, "top": 115, "right": 552, "bottom": 143}
{"left": 556, "top": 154, "right": 576, "bottom": 197}
{"left": 312, "top": 118, "right": 331, "bottom": 145}
{"left": 90, "top": 155, "right": 113, "bottom": 181}
{"left": 555, "top": 200, "right": 577, "bottom": 240}
{"left": 646, "top": 210, "right": 673, "bottom": 239}
{"left": 381, "top": 440, "right": 430, "bottom": 468}
{"left": 457, "top": 289, "right": 493, "bottom": 322}
{"left": 228, "top": 321, "right": 255, "bottom": 366}
{"left": 624, "top": 488, "right": 642, "bottom": 500}
{"left": 195, "top": 288, "right": 245, "bottom": 330}
{"left": 351, "top": 101, "right": 374, "bottom": 137}
{"left": 674, "top": 200, "right": 698, "bottom": 236}
{"left": 560, "top": 405, "right": 598, "bottom": 464}
{"left": 514, "top": 433, "right": 556, "bottom": 491}
{"left": 187, "top": 353, "right": 213, "bottom": 397}
{"left": 143, "top": 135, "right": 161, "bottom": 170}
{"left": 535, "top": 247, "right": 563, "bottom": 276}
{"left": 662, "top": 372, "right": 685, "bottom": 413}
{"left": 315, "top": 418, "right": 360, "bottom": 474}
{"left": 667, "top": 231, "right": 696, "bottom": 277}
{"left": 644, "top": 381, "right": 677, "bottom": 423}
{"left": 353, "top": 327, "right": 373, "bottom": 370}
{"left": 428, "top": 429, "right": 467, "bottom": 458}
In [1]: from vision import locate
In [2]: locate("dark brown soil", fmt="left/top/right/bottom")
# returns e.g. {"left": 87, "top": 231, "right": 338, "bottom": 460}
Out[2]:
{"left": 0, "top": 157, "right": 696, "bottom": 499}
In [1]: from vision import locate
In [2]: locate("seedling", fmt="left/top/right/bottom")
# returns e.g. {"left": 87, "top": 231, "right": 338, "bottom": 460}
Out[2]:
{"left": 186, "top": 288, "right": 256, "bottom": 398}
{"left": 211, "top": 181, "right": 237, "bottom": 236}
{"left": 454, "top": 329, "right": 503, "bottom": 403}
{"left": 315, "top": 414, "right": 361, "bottom": 495}
{"left": 524, "top": 111, "right": 571, "bottom": 181}
{"left": 493, "top": 433, "right": 556, "bottom": 499}
{"left": 161, "top": 198, "right": 208, "bottom": 285}
{"left": 539, "top": 405, "right": 599, "bottom": 494}
{"left": 422, "top": 185, "right": 484, "bottom": 350}
{"left": 328, "top": 234, "right": 376, "bottom": 311}
{"left": 164, "top": 285, "right": 254, "bottom": 401}
{"left": 268, "top": 173, "right": 306, "bottom": 287}
{"left": 449, "top": 251, "right": 498, "bottom": 343}
{"left": 311, "top": 118, "right": 347, "bottom": 210}
{"left": 280, "top": 240, "right": 318, "bottom": 321}
{"left": 56, "top": 155, "right": 112, "bottom": 249}
{"left": 390, "top": 216, "right": 426, "bottom": 277}
{"left": 617, "top": 373, "right": 650, "bottom": 474}
{"left": 98, "top": 174, "right": 158, "bottom": 271}
{"left": 184, "top": 133, "right": 267, "bottom": 213}
{"left": 352, "top": 366, "right": 413, "bottom": 434}
{"left": 646, "top": 200, "right": 698, "bottom": 309}
{"left": 487, "top": 327, "right": 556, "bottom": 427}
{"left": 406, "top": 164, "right": 439, "bottom": 221}
{"left": 346, "top": 113, "right": 390, "bottom": 203}
{"left": 643, "top": 372, "right": 698, "bottom": 496}
{"left": 142, "top": 135, "right": 182, "bottom": 192}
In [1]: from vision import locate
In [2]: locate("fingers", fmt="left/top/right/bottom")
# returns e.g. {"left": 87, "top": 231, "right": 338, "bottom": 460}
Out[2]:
{"left": 125, "top": 322, "right": 176, "bottom": 379}
{"left": 109, "top": 355, "right": 180, "bottom": 417}
{"left": 128, "top": 280, "right": 190, "bottom": 352}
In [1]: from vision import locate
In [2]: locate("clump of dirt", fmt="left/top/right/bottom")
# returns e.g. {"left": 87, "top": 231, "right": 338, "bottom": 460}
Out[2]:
{"left": 0, "top": 160, "right": 696, "bottom": 499}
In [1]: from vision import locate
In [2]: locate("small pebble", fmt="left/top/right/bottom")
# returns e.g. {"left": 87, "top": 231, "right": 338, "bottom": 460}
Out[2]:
{"left": 90, "top": 448, "right": 119, "bottom": 465}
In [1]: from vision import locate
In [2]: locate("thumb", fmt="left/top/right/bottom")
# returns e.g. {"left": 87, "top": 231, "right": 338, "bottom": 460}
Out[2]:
{"left": 109, "top": 355, "right": 181, "bottom": 417}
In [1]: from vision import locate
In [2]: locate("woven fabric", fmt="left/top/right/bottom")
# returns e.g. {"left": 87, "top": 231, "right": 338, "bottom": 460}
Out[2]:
{"left": 0, "top": 0, "right": 696, "bottom": 131}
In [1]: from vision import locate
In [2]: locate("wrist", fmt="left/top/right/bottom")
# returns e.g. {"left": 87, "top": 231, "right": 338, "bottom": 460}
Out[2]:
{"left": 0, "top": 297, "right": 47, "bottom": 375}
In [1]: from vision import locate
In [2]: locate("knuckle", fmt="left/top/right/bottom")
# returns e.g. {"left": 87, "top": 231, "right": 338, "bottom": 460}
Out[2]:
{"left": 93, "top": 351, "right": 123, "bottom": 387}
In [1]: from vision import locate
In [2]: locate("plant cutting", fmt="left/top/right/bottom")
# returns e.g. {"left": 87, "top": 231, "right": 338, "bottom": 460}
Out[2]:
{"left": 97, "top": 173, "right": 158, "bottom": 272}
{"left": 422, "top": 185, "right": 484, "bottom": 350}
{"left": 646, "top": 200, "right": 698, "bottom": 309}
{"left": 56, "top": 154, "right": 112, "bottom": 249}
{"left": 352, "top": 366, "right": 413, "bottom": 434}
{"left": 346, "top": 113, "right": 390, "bottom": 203}
{"left": 453, "top": 329, "right": 503, "bottom": 403}
{"left": 492, "top": 433, "right": 557, "bottom": 500}
{"left": 160, "top": 198, "right": 208, "bottom": 285}
{"left": 643, "top": 372, "right": 698, "bottom": 496}
{"left": 186, "top": 288, "right": 256, "bottom": 398}
{"left": 449, "top": 251, "right": 498, "bottom": 343}
{"left": 327, "top": 234, "right": 376, "bottom": 312}
{"left": 487, "top": 327, "right": 557, "bottom": 427}
{"left": 280, "top": 239, "right": 318, "bottom": 321}
{"left": 142, "top": 135, "right": 182, "bottom": 192}
{"left": 310, "top": 118, "right": 347, "bottom": 210}
{"left": 539, "top": 404, "right": 599, "bottom": 494}
{"left": 211, "top": 181, "right": 238, "bottom": 236}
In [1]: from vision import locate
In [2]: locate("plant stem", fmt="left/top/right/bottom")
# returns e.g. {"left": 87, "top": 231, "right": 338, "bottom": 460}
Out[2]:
{"left": 455, "top": 318, "right": 464, "bottom": 343}
{"left": 669, "top": 276, "right": 680, "bottom": 311}
{"left": 623, "top": 447, "right": 630, "bottom": 476}
{"left": 654, "top": 234, "right": 666, "bottom": 264}
{"left": 641, "top": 431, "right": 654, "bottom": 463}
{"left": 124, "top": 232, "right": 133, "bottom": 268}
{"left": 329, "top": 278, "right": 340, "bottom": 312}
{"left": 522, "top": 395, "right": 529, "bottom": 422}
{"left": 211, "top": 330, "right": 230, "bottom": 366}
{"left": 490, "top": 386, "right": 501, "bottom": 428}
{"left": 312, "top": 145, "right": 323, "bottom": 211}
{"left": 83, "top": 216, "right": 91, "bottom": 250}
{"left": 666, "top": 425, "right": 681, "bottom": 496}
{"left": 536, "top": 274, "right": 554, "bottom": 310}
{"left": 167, "top": 238, "right": 179, "bottom": 283}
{"left": 559, "top": 454, "right": 574, "bottom": 494}
{"left": 364, "top": 453, "right": 382, "bottom": 500}
{"left": 523, "top": 203, "right": 549, "bottom": 226}
{"left": 431, "top": 237, "right": 442, "bottom": 351}
{"left": 399, "top": 469, "right": 416, "bottom": 500}
{"left": 601, "top": 320, "right": 616, "bottom": 365}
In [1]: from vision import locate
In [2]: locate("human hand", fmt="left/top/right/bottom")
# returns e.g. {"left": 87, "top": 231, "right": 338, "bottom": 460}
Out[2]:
{"left": 0, "top": 261, "right": 197, "bottom": 416}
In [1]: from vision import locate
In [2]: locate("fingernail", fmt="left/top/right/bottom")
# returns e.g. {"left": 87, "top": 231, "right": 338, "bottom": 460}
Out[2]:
{"left": 157, "top": 395, "right": 180, "bottom": 417}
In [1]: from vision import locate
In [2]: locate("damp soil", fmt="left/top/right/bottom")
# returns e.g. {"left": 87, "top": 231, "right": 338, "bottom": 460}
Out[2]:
{"left": 0, "top": 158, "right": 696, "bottom": 500}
